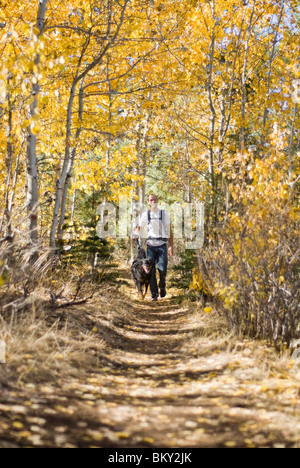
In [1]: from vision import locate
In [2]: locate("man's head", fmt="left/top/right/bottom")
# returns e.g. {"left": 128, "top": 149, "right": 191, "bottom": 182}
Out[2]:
{"left": 147, "top": 194, "right": 158, "bottom": 210}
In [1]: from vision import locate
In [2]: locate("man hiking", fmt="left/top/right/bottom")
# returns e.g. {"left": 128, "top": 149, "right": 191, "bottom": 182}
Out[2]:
{"left": 133, "top": 194, "right": 173, "bottom": 301}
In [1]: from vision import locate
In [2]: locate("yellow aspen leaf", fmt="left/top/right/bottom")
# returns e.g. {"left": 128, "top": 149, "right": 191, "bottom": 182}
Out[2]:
{"left": 31, "top": 123, "right": 41, "bottom": 135}
{"left": 116, "top": 432, "right": 130, "bottom": 439}
{"left": 12, "top": 421, "right": 24, "bottom": 429}
{"left": 144, "top": 437, "right": 154, "bottom": 444}
{"left": 225, "top": 441, "right": 237, "bottom": 447}
{"left": 260, "top": 385, "right": 268, "bottom": 392}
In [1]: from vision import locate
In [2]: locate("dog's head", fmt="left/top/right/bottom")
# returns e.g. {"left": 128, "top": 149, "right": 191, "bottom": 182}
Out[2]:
{"left": 142, "top": 259, "right": 153, "bottom": 275}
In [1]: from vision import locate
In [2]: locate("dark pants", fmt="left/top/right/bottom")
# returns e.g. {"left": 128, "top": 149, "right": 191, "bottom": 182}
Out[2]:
{"left": 146, "top": 244, "right": 168, "bottom": 298}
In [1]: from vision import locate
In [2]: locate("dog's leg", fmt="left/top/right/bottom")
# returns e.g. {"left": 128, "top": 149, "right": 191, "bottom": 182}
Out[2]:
{"left": 137, "top": 282, "right": 144, "bottom": 300}
{"left": 140, "top": 284, "right": 146, "bottom": 300}
{"left": 131, "top": 270, "right": 138, "bottom": 291}
{"left": 143, "top": 283, "right": 149, "bottom": 299}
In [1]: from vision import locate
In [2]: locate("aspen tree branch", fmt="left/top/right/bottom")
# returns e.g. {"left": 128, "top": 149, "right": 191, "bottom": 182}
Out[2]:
{"left": 49, "top": 0, "right": 130, "bottom": 252}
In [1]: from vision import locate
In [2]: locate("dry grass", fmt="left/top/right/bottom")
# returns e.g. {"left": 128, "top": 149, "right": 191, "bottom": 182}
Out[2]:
{"left": 0, "top": 285, "right": 108, "bottom": 386}
{"left": 0, "top": 238, "right": 109, "bottom": 386}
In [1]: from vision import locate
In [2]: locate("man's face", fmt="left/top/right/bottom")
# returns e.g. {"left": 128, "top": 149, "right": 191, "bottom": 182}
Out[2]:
{"left": 148, "top": 195, "right": 158, "bottom": 209}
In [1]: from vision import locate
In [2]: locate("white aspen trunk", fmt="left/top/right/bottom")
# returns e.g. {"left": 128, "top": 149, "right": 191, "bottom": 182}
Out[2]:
{"left": 223, "top": 15, "right": 245, "bottom": 138}
{"left": 218, "top": 78, "right": 227, "bottom": 163}
{"left": 135, "top": 101, "right": 143, "bottom": 204}
{"left": 26, "top": 0, "right": 48, "bottom": 244}
{"left": 8, "top": 140, "right": 23, "bottom": 217}
{"left": 141, "top": 150, "right": 147, "bottom": 207}
{"left": 140, "top": 107, "right": 151, "bottom": 206}
{"left": 240, "top": 0, "right": 256, "bottom": 151}
{"left": 207, "top": 5, "right": 217, "bottom": 224}
{"left": 207, "top": 19, "right": 216, "bottom": 190}
{"left": 262, "top": 1, "right": 284, "bottom": 145}
{"left": 26, "top": 129, "right": 39, "bottom": 242}
{"left": 70, "top": 177, "right": 77, "bottom": 239}
{"left": 0, "top": 77, "right": 13, "bottom": 235}
{"left": 100, "top": 58, "right": 113, "bottom": 229}
{"left": 135, "top": 110, "right": 150, "bottom": 208}
{"left": 129, "top": 192, "right": 135, "bottom": 263}
{"left": 288, "top": 104, "right": 298, "bottom": 183}
{"left": 57, "top": 153, "right": 74, "bottom": 242}
{"left": 50, "top": 81, "right": 76, "bottom": 251}
{"left": 58, "top": 80, "right": 85, "bottom": 241}
{"left": 185, "top": 138, "right": 191, "bottom": 204}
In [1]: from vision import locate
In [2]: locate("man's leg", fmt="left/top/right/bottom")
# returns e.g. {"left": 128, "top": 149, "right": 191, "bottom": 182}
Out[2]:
{"left": 157, "top": 244, "right": 168, "bottom": 298}
{"left": 146, "top": 246, "right": 159, "bottom": 300}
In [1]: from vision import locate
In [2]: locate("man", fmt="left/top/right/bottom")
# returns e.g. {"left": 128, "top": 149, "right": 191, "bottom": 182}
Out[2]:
{"left": 133, "top": 194, "right": 173, "bottom": 301}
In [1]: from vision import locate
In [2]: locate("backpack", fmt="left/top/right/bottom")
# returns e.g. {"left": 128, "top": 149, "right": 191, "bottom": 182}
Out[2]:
{"left": 147, "top": 210, "right": 168, "bottom": 241}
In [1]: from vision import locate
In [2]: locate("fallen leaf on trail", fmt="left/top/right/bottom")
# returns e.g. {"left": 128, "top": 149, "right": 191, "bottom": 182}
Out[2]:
{"left": 244, "top": 438, "right": 255, "bottom": 446}
{"left": 225, "top": 441, "right": 237, "bottom": 447}
{"left": 86, "top": 430, "right": 104, "bottom": 441}
{"left": 11, "top": 405, "right": 27, "bottom": 414}
{"left": 144, "top": 437, "right": 154, "bottom": 444}
{"left": 55, "top": 405, "right": 74, "bottom": 415}
{"left": 260, "top": 385, "right": 268, "bottom": 392}
{"left": 19, "top": 431, "right": 31, "bottom": 438}
{"left": 12, "top": 421, "right": 24, "bottom": 429}
{"left": 55, "top": 354, "right": 64, "bottom": 360}
{"left": 29, "top": 434, "right": 42, "bottom": 446}
{"left": 185, "top": 421, "right": 198, "bottom": 428}
{"left": 55, "top": 426, "right": 67, "bottom": 433}
{"left": 116, "top": 432, "right": 130, "bottom": 439}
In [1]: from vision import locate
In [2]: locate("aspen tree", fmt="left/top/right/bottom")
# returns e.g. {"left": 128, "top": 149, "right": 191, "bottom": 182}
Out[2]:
{"left": 26, "top": 0, "right": 48, "bottom": 246}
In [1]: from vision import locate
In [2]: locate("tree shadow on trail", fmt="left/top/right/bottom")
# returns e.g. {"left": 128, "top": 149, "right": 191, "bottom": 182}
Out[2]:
{"left": 96, "top": 320, "right": 205, "bottom": 355}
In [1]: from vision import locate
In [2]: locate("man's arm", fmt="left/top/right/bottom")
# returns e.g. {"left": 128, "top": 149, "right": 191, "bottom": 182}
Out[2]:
{"left": 133, "top": 211, "right": 147, "bottom": 239}
{"left": 132, "top": 226, "right": 141, "bottom": 238}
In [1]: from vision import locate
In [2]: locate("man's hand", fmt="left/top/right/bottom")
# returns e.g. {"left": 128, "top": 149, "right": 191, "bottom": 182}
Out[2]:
{"left": 168, "top": 246, "right": 173, "bottom": 257}
{"left": 132, "top": 226, "right": 141, "bottom": 240}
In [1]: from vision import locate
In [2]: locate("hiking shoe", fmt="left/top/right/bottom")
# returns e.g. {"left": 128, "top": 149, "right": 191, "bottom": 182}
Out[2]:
{"left": 151, "top": 295, "right": 158, "bottom": 301}
{"left": 160, "top": 289, "right": 166, "bottom": 298}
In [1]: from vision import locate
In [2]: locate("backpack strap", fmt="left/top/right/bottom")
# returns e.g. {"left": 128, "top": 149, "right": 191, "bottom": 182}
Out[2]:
{"left": 159, "top": 210, "right": 163, "bottom": 238}
{"left": 147, "top": 210, "right": 167, "bottom": 242}
{"left": 147, "top": 210, "right": 151, "bottom": 237}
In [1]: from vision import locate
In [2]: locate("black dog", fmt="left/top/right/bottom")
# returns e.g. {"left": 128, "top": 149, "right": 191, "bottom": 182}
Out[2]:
{"left": 131, "top": 243, "right": 153, "bottom": 300}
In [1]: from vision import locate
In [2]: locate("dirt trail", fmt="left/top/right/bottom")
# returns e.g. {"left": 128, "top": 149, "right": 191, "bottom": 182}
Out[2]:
{"left": 1, "top": 278, "right": 300, "bottom": 448}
